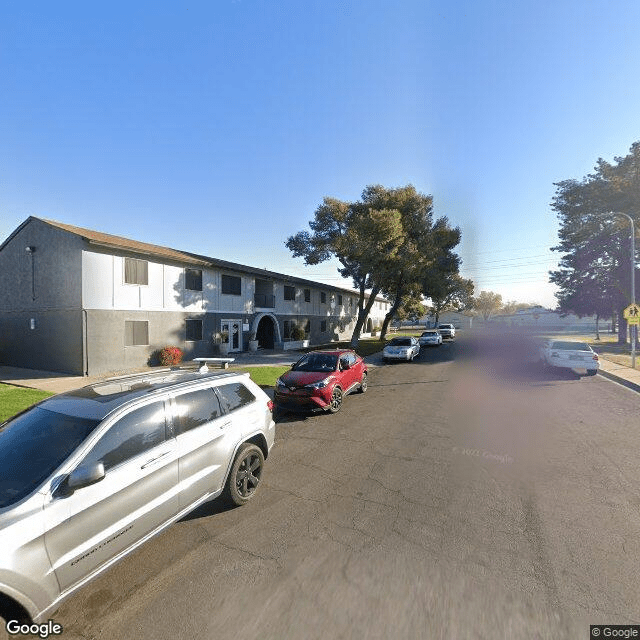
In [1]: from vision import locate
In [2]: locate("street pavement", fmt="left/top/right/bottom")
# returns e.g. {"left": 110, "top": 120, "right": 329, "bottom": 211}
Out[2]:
{"left": 7, "top": 338, "right": 637, "bottom": 640}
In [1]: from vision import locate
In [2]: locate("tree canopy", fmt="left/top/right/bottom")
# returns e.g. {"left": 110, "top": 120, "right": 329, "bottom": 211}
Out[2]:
{"left": 472, "top": 290, "right": 503, "bottom": 321}
{"left": 549, "top": 142, "right": 640, "bottom": 342}
{"left": 424, "top": 273, "right": 475, "bottom": 323}
{"left": 286, "top": 184, "right": 462, "bottom": 345}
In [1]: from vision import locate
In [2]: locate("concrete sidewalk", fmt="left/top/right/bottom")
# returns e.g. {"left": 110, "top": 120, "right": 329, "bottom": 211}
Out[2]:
{"left": 596, "top": 357, "right": 640, "bottom": 393}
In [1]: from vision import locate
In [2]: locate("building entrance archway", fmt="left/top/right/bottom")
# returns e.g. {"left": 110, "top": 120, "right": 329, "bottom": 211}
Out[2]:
{"left": 254, "top": 314, "right": 280, "bottom": 349}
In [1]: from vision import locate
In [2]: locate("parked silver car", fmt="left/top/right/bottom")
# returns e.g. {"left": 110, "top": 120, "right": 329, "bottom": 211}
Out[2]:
{"left": 418, "top": 330, "right": 443, "bottom": 347}
{"left": 0, "top": 369, "right": 275, "bottom": 625}
{"left": 382, "top": 337, "right": 420, "bottom": 362}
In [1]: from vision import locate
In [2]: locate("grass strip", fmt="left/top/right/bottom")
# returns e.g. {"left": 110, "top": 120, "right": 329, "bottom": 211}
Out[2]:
{"left": 0, "top": 383, "right": 54, "bottom": 422}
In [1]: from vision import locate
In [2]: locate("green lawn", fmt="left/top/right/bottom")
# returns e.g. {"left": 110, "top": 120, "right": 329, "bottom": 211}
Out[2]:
{"left": 231, "top": 365, "right": 291, "bottom": 387}
{"left": 0, "top": 383, "right": 53, "bottom": 422}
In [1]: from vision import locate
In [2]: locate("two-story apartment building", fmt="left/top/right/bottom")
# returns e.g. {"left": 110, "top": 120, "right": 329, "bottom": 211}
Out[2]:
{"left": 0, "top": 217, "right": 389, "bottom": 375}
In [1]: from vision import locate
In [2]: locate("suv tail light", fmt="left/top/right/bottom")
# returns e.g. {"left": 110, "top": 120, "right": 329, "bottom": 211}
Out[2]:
{"left": 267, "top": 400, "right": 274, "bottom": 412}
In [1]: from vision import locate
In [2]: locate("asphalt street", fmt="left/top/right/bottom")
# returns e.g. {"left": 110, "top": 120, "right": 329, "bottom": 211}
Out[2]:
{"left": 43, "top": 338, "right": 640, "bottom": 639}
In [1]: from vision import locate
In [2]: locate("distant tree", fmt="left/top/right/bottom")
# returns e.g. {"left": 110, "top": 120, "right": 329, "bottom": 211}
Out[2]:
{"left": 472, "top": 290, "right": 503, "bottom": 321}
{"left": 549, "top": 142, "right": 640, "bottom": 343}
{"left": 425, "top": 274, "right": 475, "bottom": 323}
{"left": 501, "top": 300, "right": 536, "bottom": 315}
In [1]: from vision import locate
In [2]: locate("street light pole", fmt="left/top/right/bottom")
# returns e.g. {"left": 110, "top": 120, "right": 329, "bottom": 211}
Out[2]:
{"left": 604, "top": 212, "right": 636, "bottom": 368}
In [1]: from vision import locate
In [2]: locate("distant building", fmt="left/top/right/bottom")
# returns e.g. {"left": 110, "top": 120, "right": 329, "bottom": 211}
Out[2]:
{"left": 0, "top": 217, "right": 389, "bottom": 375}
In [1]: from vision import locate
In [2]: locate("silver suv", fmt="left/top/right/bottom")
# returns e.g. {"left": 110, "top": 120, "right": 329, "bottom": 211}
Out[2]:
{"left": 0, "top": 369, "right": 275, "bottom": 625}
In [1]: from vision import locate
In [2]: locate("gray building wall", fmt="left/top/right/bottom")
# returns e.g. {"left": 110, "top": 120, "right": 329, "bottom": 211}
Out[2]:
{"left": 85, "top": 310, "right": 222, "bottom": 376}
{"left": 0, "top": 310, "right": 83, "bottom": 374}
{"left": 0, "top": 219, "right": 85, "bottom": 373}
{"left": 0, "top": 218, "right": 83, "bottom": 312}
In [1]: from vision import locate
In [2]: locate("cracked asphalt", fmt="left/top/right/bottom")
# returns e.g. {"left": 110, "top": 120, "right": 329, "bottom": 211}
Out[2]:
{"left": 51, "top": 338, "right": 640, "bottom": 639}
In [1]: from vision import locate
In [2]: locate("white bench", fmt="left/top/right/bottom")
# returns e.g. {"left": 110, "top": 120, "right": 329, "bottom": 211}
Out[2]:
{"left": 192, "top": 357, "right": 236, "bottom": 372}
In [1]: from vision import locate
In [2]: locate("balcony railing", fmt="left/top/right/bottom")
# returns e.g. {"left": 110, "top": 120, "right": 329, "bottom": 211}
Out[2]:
{"left": 254, "top": 293, "right": 275, "bottom": 308}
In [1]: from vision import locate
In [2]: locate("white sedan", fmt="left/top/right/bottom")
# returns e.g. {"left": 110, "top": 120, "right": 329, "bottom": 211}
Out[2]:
{"left": 540, "top": 340, "right": 599, "bottom": 376}
{"left": 383, "top": 337, "right": 420, "bottom": 362}
{"left": 419, "top": 330, "right": 443, "bottom": 347}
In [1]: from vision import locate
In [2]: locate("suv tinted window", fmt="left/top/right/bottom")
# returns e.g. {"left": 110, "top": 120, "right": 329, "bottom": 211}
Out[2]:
{"left": 217, "top": 383, "right": 256, "bottom": 413}
{"left": 83, "top": 401, "right": 167, "bottom": 471}
{"left": 173, "top": 388, "right": 222, "bottom": 434}
{"left": 0, "top": 408, "right": 100, "bottom": 508}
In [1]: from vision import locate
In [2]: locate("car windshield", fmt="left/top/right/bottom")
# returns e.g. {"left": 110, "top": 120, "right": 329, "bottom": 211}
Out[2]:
{"left": 292, "top": 353, "right": 338, "bottom": 372}
{"left": 551, "top": 341, "right": 591, "bottom": 351}
{"left": 438, "top": 325, "right": 452, "bottom": 329}
{"left": 421, "top": 331, "right": 438, "bottom": 336}
{"left": 389, "top": 338, "right": 412, "bottom": 346}
{"left": 0, "top": 407, "right": 100, "bottom": 508}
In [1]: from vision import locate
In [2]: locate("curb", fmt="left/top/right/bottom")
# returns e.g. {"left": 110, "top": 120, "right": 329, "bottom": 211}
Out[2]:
{"left": 598, "top": 368, "right": 640, "bottom": 393}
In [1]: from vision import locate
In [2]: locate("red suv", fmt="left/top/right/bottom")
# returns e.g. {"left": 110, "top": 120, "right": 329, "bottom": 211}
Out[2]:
{"left": 274, "top": 350, "right": 367, "bottom": 413}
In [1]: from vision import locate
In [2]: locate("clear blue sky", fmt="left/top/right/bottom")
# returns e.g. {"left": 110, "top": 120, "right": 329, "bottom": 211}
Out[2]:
{"left": 2, "top": 1, "right": 640, "bottom": 308}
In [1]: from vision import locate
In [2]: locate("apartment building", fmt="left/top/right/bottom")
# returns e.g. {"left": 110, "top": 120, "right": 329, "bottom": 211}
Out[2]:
{"left": 0, "top": 217, "right": 389, "bottom": 375}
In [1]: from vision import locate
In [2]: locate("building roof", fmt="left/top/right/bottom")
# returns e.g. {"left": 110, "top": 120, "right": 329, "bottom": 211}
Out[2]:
{"left": 2, "top": 216, "right": 386, "bottom": 301}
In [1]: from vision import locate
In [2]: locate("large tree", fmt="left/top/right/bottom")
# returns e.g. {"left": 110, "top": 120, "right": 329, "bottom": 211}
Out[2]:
{"left": 286, "top": 184, "right": 461, "bottom": 346}
{"left": 550, "top": 142, "right": 640, "bottom": 343}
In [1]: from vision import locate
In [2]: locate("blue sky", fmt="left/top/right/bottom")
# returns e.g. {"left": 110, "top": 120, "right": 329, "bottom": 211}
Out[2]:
{"left": 2, "top": 1, "right": 640, "bottom": 308}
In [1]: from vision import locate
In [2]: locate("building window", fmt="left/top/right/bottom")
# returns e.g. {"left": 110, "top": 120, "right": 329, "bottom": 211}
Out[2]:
{"left": 124, "top": 258, "right": 148, "bottom": 285}
{"left": 338, "top": 294, "right": 343, "bottom": 306}
{"left": 284, "top": 285, "right": 296, "bottom": 301}
{"left": 185, "top": 269, "right": 203, "bottom": 291}
{"left": 320, "top": 320, "right": 327, "bottom": 332}
{"left": 186, "top": 319, "right": 203, "bottom": 341}
{"left": 304, "top": 288, "right": 311, "bottom": 302}
{"left": 305, "top": 320, "right": 310, "bottom": 335}
{"left": 349, "top": 298, "right": 353, "bottom": 308}
{"left": 125, "top": 320, "right": 149, "bottom": 346}
{"left": 320, "top": 292, "right": 326, "bottom": 304}
{"left": 221, "top": 274, "right": 241, "bottom": 295}
{"left": 283, "top": 320, "right": 294, "bottom": 340}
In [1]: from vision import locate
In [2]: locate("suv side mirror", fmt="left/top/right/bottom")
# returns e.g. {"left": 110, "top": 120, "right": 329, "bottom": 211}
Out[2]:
{"left": 68, "top": 462, "right": 106, "bottom": 490}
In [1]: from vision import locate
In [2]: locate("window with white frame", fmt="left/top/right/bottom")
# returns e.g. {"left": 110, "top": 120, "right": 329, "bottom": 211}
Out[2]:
{"left": 124, "top": 258, "right": 148, "bottom": 285}
{"left": 221, "top": 274, "right": 241, "bottom": 295}
{"left": 124, "top": 320, "right": 149, "bottom": 346}
{"left": 185, "top": 269, "right": 203, "bottom": 291}
{"left": 185, "top": 319, "right": 203, "bottom": 341}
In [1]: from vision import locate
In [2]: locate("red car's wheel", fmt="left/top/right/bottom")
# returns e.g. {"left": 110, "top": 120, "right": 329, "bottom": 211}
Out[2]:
{"left": 328, "top": 387, "right": 343, "bottom": 413}
{"left": 359, "top": 372, "right": 368, "bottom": 393}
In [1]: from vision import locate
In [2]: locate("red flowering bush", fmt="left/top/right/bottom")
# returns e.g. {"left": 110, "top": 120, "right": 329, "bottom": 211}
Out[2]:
{"left": 159, "top": 346, "right": 183, "bottom": 366}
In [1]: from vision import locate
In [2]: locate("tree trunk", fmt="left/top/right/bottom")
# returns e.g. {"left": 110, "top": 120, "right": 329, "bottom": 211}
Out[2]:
{"left": 380, "top": 298, "right": 402, "bottom": 342}
{"left": 595, "top": 313, "right": 600, "bottom": 341}
{"left": 618, "top": 310, "right": 628, "bottom": 345}
{"left": 350, "top": 284, "right": 381, "bottom": 347}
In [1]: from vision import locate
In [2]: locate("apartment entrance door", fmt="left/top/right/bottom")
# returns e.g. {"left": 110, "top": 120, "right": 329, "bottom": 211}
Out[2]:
{"left": 221, "top": 320, "right": 242, "bottom": 352}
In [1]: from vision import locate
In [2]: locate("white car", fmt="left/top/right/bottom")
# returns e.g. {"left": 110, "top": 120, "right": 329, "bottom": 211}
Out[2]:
{"left": 383, "top": 337, "right": 420, "bottom": 362}
{"left": 418, "top": 330, "right": 443, "bottom": 347}
{"left": 437, "top": 324, "right": 456, "bottom": 339}
{"left": 540, "top": 340, "right": 599, "bottom": 376}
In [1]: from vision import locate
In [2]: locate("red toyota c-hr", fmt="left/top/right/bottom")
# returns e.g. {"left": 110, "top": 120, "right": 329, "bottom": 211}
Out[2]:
{"left": 274, "top": 350, "right": 367, "bottom": 414}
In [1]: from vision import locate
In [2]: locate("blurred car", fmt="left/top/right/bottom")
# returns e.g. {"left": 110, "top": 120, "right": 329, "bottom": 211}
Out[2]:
{"left": 419, "top": 329, "right": 443, "bottom": 347}
{"left": 274, "top": 350, "right": 367, "bottom": 414}
{"left": 383, "top": 337, "right": 420, "bottom": 362}
{"left": 540, "top": 340, "right": 599, "bottom": 375}
{"left": 437, "top": 323, "right": 456, "bottom": 339}
{"left": 0, "top": 369, "right": 275, "bottom": 625}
